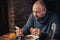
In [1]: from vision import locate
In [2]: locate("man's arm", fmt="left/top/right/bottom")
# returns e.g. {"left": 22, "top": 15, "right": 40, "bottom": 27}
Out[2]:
{"left": 48, "top": 13, "right": 60, "bottom": 40}
{"left": 22, "top": 13, "right": 34, "bottom": 35}
{"left": 52, "top": 14, "right": 60, "bottom": 39}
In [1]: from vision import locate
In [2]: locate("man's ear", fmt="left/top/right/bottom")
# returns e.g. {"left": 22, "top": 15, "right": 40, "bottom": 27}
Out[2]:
{"left": 30, "top": 28, "right": 34, "bottom": 33}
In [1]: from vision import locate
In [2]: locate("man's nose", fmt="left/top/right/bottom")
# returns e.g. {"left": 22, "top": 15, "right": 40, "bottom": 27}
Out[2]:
{"left": 35, "top": 13, "right": 38, "bottom": 16}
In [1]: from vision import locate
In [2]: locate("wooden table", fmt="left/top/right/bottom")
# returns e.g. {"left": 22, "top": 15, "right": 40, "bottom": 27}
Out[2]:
{"left": 0, "top": 33, "right": 17, "bottom": 40}
{"left": 0, "top": 33, "right": 10, "bottom": 40}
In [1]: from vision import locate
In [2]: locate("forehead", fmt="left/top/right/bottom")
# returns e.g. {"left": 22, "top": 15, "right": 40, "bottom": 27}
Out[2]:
{"left": 32, "top": 4, "right": 43, "bottom": 11}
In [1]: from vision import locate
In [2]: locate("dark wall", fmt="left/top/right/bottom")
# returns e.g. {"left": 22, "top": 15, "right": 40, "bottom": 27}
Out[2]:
{"left": 0, "top": 0, "right": 9, "bottom": 36}
{"left": 14, "top": 0, "right": 36, "bottom": 27}
{"left": 43, "top": 0, "right": 56, "bottom": 12}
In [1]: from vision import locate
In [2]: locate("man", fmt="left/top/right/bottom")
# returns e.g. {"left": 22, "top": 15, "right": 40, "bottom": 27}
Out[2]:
{"left": 16, "top": 0, "right": 60, "bottom": 40}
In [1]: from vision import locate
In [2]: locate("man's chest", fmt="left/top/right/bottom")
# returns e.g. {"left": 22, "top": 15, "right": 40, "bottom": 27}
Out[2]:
{"left": 33, "top": 20, "right": 51, "bottom": 32}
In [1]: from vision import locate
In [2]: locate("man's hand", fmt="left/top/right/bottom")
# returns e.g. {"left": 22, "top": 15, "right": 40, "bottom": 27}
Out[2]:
{"left": 30, "top": 28, "right": 41, "bottom": 36}
{"left": 15, "top": 26, "right": 24, "bottom": 36}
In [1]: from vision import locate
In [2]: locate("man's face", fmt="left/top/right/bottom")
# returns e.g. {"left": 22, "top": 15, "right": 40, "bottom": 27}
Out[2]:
{"left": 32, "top": 4, "right": 46, "bottom": 19}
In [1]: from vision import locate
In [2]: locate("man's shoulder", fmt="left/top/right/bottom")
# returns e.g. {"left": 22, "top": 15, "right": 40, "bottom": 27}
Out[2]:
{"left": 48, "top": 11, "right": 59, "bottom": 22}
{"left": 47, "top": 10, "right": 58, "bottom": 18}
{"left": 47, "top": 10, "right": 59, "bottom": 22}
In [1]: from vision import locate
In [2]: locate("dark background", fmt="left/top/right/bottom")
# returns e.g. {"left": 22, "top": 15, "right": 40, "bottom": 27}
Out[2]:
{"left": 0, "top": 0, "right": 60, "bottom": 36}
{"left": 0, "top": 0, "right": 9, "bottom": 36}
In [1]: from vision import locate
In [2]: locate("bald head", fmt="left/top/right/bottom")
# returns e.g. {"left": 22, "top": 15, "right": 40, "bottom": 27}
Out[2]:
{"left": 33, "top": 0, "right": 46, "bottom": 9}
{"left": 32, "top": 0, "right": 47, "bottom": 19}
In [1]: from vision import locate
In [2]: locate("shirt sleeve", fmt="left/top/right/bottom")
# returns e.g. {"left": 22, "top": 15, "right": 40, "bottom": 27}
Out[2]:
{"left": 48, "top": 13, "right": 60, "bottom": 39}
{"left": 22, "top": 13, "right": 34, "bottom": 35}
{"left": 52, "top": 14, "right": 60, "bottom": 39}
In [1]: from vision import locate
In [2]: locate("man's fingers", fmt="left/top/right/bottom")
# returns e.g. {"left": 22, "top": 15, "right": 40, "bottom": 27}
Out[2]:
{"left": 30, "top": 28, "right": 40, "bottom": 36}
{"left": 15, "top": 26, "right": 24, "bottom": 36}
{"left": 16, "top": 29, "right": 24, "bottom": 36}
